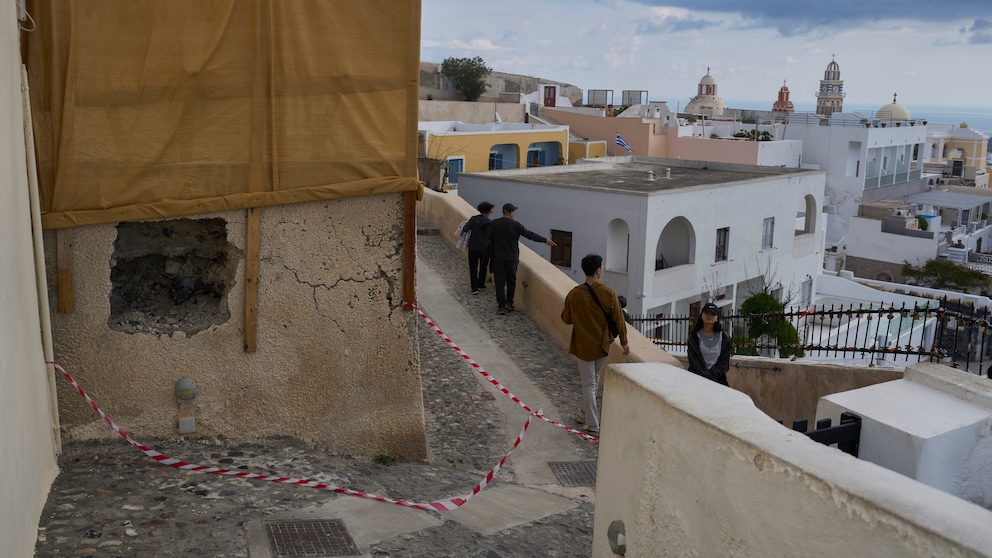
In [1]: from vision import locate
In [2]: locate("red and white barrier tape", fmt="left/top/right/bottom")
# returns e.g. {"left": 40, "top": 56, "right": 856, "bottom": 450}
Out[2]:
{"left": 50, "top": 361, "right": 529, "bottom": 512}
{"left": 404, "top": 301, "right": 598, "bottom": 442}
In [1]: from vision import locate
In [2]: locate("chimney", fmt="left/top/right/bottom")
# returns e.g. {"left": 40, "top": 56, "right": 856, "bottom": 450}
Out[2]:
{"left": 647, "top": 170, "right": 656, "bottom": 181}
{"left": 665, "top": 168, "right": 672, "bottom": 179}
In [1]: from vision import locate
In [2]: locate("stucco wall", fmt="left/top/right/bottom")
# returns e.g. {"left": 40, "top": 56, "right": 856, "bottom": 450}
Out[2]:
{"left": 592, "top": 362, "right": 992, "bottom": 557}
{"left": 1, "top": 7, "right": 60, "bottom": 556}
{"left": 47, "top": 195, "right": 427, "bottom": 459}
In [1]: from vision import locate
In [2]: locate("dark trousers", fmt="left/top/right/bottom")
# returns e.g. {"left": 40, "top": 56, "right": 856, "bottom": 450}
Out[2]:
{"left": 468, "top": 248, "right": 490, "bottom": 291}
{"left": 491, "top": 258, "right": 518, "bottom": 307}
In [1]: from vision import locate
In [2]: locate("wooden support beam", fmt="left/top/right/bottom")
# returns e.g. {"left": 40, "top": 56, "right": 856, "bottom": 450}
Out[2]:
{"left": 56, "top": 228, "right": 73, "bottom": 313}
{"left": 403, "top": 190, "right": 417, "bottom": 307}
{"left": 244, "top": 207, "right": 261, "bottom": 352}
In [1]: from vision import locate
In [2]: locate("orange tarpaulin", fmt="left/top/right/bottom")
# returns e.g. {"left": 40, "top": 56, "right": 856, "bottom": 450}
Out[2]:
{"left": 25, "top": 0, "right": 422, "bottom": 229}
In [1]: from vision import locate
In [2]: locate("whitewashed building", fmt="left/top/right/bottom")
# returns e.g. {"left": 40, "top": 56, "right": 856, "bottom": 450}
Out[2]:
{"left": 782, "top": 109, "right": 929, "bottom": 247}
{"left": 456, "top": 157, "right": 826, "bottom": 317}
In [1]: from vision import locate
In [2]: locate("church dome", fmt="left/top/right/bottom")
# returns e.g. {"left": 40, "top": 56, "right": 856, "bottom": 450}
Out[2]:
{"left": 877, "top": 93, "right": 910, "bottom": 121}
{"left": 686, "top": 67, "right": 725, "bottom": 116}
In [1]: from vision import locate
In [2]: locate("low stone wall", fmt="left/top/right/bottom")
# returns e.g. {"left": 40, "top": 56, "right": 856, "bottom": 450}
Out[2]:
{"left": 418, "top": 100, "right": 526, "bottom": 124}
{"left": 593, "top": 362, "right": 992, "bottom": 557}
{"left": 672, "top": 354, "right": 904, "bottom": 427}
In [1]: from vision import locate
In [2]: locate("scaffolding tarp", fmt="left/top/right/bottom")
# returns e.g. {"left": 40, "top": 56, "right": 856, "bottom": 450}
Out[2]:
{"left": 25, "top": 0, "right": 422, "bottom": 229}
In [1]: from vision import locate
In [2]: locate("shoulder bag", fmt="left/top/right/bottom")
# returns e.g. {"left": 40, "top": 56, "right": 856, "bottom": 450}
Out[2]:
{"left": 584, "top": 283, "right": 619, "bottom": 339}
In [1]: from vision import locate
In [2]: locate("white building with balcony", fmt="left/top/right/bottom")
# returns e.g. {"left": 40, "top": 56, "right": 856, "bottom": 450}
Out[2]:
{"left": 455, "top": 157, "right": 826, "bottom": 317}
{"left": 783, "top": 109, "right": 929, "bottom": 248}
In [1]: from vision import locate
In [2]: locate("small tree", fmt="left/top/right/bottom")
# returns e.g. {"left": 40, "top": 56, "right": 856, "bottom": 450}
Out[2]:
{"left": 440, "top": 56, "right": 491, "bottom": 102}
{"left": 739, "top": 292, "right": 804, "bottom": 358}
{"left": 902, "top": 259, "right": 991, "bottom": 293}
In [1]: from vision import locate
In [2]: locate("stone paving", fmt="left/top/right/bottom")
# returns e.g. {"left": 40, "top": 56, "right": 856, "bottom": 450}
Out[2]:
{"left": 33, "top": 228, "right": 597, "bottom": 557}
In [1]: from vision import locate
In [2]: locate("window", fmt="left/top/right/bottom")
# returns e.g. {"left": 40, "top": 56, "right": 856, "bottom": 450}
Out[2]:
{"left": 446, "top": 157, "right": 464, "bottom": 185}
{"left": 527, "top": 149, "right": 545, "bottom": 167}
{"left": 800, "top": 278, "right": 813, "bottom": 307}
{"left": 762, "top": 218, "right": 774, "bottom": 250}
{"left": 550, "top": 230, "right": 572, "bottom": 267}
{"left": 715, "top": 227, "right": 729, "bottom": 262}
{"left": 489, "top": 151, "right": 503, "bottom": 170}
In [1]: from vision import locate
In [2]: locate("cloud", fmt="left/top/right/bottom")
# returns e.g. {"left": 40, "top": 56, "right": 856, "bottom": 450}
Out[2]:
{"left": 964, "top": 17, "right": 992, "bottom": 44}
{"left": 635, "top": 8, "right": 721, "bottom": 34}
{"left": 625, "top": 0, "right": 988, "bottom": 34}
{"left": 424, "top": 38, "right": 514, "bottom": 53}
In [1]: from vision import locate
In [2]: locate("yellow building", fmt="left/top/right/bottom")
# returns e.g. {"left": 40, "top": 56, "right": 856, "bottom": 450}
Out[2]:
{"left": 925, "top": 122, "right": 989, "bottom": 185}
{"left": 418, "top": 121, "right": 569, "bottom": 189}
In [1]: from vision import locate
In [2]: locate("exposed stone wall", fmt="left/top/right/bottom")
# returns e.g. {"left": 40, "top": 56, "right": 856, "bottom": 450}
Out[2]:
{"left": 47, "top": 195, "right": 426, "bottom": 459}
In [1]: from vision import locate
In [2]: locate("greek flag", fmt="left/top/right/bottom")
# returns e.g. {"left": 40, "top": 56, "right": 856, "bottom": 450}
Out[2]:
{"left": 615, "top": 132, "right": 633, "bottom": 153}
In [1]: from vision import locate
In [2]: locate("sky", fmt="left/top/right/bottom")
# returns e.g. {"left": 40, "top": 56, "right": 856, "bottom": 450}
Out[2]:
{"left": 420, "top": 0, "right": 992, "bottom": 109}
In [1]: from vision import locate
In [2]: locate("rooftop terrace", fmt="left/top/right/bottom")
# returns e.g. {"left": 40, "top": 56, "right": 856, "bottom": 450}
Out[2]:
{"left": 466, "top": 156, "right": 813, "bottom": 194}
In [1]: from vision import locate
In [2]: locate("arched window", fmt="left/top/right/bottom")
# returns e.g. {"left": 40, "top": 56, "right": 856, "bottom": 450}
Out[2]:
{"left": 656, "top": 217, "right": 695, "bottom": 270}
{"left": 606, "top": 219, "right": 630, "bottom": 272}
{"left": 488, "top": 143, "right": 519, "bottom": 169}
{"left": 796, "top": 194, "right": 817, "bottom": 235}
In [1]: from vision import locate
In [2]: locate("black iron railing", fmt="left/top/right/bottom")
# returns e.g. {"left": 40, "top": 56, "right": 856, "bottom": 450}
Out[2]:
{"left": 629, "top": 298, "right": 992, "bottom": 376}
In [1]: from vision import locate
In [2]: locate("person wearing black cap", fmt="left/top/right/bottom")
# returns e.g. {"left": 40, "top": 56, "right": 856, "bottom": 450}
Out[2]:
{"left": 484, "top": 202, "right": 556, "bottom": 315}
{"left": 686, "top": 302, "right": 732, "bottom": 386}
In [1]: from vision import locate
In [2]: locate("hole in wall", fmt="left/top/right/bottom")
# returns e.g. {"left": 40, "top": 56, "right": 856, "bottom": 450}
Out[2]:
{"left": 108, "top": 218, "right": 239, "bottom": 336}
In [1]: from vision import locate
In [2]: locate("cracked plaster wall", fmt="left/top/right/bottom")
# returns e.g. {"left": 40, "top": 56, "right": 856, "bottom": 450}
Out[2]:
{"left": 46, "top": 194, "right": 426, "bottom": 459}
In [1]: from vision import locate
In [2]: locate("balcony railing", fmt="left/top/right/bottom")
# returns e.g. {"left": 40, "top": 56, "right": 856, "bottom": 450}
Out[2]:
{"left": 629, "top": 298, "right": 992, "bottom": 376}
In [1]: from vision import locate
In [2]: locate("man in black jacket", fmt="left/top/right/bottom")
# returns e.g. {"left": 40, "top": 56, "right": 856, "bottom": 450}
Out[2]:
{"left": 485, "top": 203, "right": 556, "bottom": 315}
{"left": 465, "top": 201, "right": 494, "bottom": 294}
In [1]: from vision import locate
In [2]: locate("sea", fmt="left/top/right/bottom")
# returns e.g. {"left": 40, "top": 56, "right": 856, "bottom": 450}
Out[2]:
{"left": 726, "top": 99, "right": 992, "bottom": 148}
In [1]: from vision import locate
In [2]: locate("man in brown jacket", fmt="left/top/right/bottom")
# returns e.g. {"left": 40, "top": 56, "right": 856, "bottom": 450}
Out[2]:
{"left": 561, "top": 254, "right": 629, "bottom": 434}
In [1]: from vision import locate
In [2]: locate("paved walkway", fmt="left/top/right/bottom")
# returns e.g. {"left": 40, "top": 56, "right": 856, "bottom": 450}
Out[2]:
{"left": 34, "top": 228, "right": 598, "bottom": 557}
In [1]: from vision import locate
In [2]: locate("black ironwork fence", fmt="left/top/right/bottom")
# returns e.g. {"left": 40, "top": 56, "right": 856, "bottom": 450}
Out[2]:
{"left": 629, "top": 297, "right": 992, "bottom": 376}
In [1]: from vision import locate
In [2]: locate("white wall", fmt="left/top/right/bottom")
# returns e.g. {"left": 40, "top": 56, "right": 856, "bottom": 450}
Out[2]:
{"left": 0, "top": 4, "right": 60, "bottom": 555}
{"left": 457, "top": 162, "right": 825, "bottom": 315}
{"left": 785, "top": 121, "right": 928, "bottom": 245}
{"left": 755, "top": 138, "right": 804, "bottom": 167}
{"left": 641, "top": 171, "right": 825, "bottom": 314}
{"left": 592, "top": 362, "right": 992, "bottom": 557}
{"left": 846, "top": 216, "right": 938, "bottom": 265}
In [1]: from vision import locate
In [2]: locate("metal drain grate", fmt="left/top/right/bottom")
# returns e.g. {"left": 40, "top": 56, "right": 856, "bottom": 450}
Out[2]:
{"left": 264, "top": 519, "right": 359, "bottom": 557}
{"left": 548, "top": 461, "right": 597, "bottom": 486}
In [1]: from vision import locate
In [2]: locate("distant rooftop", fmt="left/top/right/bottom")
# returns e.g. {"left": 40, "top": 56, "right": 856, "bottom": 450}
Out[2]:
{"left": 418, "top": 121, "right": 566, "bottom": 133}
{"left": 464, "top": 156, "right": 813, "bottom": 194}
